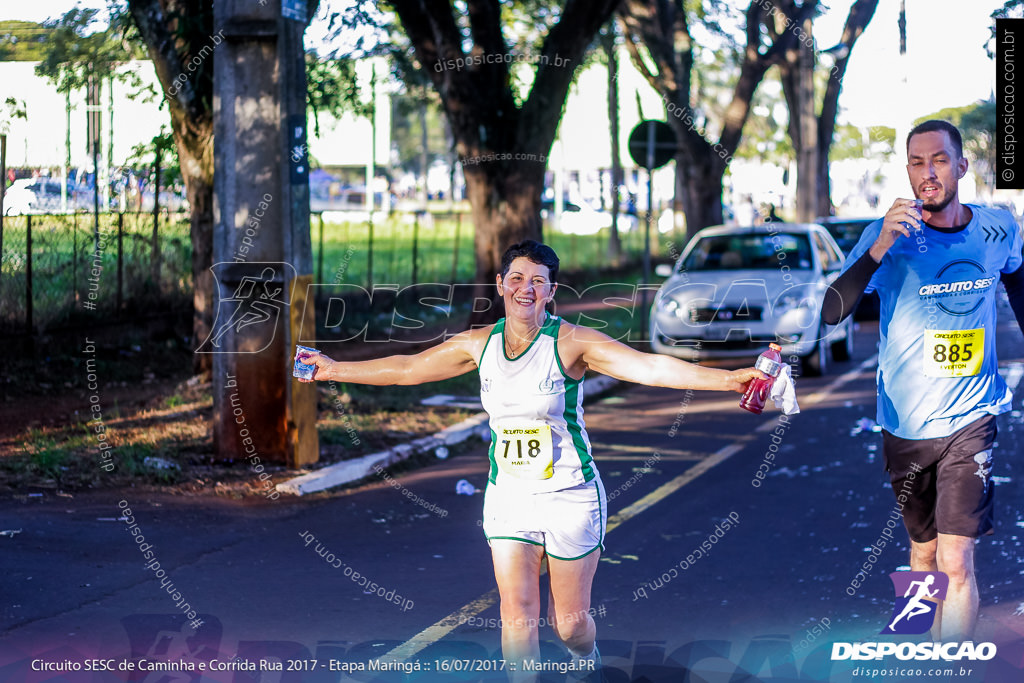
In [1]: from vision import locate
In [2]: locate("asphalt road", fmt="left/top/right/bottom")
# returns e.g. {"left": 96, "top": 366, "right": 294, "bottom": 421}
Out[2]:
{"left": 2, "top": 303, "right": 1023, "bottom": 683}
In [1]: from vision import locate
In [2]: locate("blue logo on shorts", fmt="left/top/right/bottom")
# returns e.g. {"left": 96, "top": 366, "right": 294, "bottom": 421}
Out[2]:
{"left": 880, "top": 571, "right": 949, "bottom": 635}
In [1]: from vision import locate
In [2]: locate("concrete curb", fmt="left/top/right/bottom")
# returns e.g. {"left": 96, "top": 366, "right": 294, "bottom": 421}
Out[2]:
{"left": 277, "top": 374, "right": 620, "bottom": 496}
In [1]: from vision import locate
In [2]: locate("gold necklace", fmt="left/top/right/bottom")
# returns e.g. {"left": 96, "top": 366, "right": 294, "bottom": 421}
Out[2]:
{"left": 504, "top": 326, "right": 538, "bottom": 357}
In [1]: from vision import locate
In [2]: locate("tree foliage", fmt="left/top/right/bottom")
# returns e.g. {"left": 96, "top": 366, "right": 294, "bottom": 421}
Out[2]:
{"left": 618, "top": 0, "right": 820, "bottom": 235}
{"left": 989, "top": 0, "right": 1024, "bottom": 55}
{"left": 0, "top": 21, "right": 52, "bottom": 61}
{"left": 917, "top": 100, "right": 996, "bottom": 190}
{"left": 0, "top": 97, "right": 28, "bottom": 136}
{"left": 34, "top": 7, "right": 146, "bottom": 95}
{"left": 828, "top": 123, "right": 894, "bottom": 162}
{"left": 325, "top": 0, "right": 621, "bottom": 317}
{"left": 305, "top": 53, "right": 370, "bottom": 138}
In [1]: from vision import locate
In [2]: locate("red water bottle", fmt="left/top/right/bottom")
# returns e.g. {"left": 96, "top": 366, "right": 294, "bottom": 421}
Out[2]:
{"left": 739, "top": 343, "right": 784, "bottom": 414}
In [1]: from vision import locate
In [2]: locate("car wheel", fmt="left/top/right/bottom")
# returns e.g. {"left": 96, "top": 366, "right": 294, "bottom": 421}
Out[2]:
{"left": 802, "top": 324, "right": 829, "bottom": 377}
{"left": 831, "top": 322, "right": 853, "bottom": 362}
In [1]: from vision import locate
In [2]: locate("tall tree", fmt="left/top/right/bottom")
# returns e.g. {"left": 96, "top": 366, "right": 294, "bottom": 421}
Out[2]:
{"left": 601, "top": 22, "right": 624, "bottom": 265}
{"left": 381, "top": 0, "right": 620, "bottom": 314}
{"left": 0, "top": 21, "right": 52, "bottom": 61}
{"left": 36, "top": 7, "right": 148, "bottom": 234}
{"left": 777, "top": 0, "right": 878, "bottom": 218}
{"left": 618, "top": 0, "right": 818, "bottom": 239}
{"left": 123, "top": 0, "right": 217, "bottom": 374}
{"left": 918, "top": 100, "right": 997, "bottom": 194}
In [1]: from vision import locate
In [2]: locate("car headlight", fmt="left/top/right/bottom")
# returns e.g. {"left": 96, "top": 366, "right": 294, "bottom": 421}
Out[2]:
{"left": 776, "top": 294, "right": 816, "bottom": 314}
{"left": 656, "top": 295, "right": 679, "bottom": 314}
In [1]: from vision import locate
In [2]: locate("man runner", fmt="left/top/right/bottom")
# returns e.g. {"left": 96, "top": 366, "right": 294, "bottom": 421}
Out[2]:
{"left": 822, "top": 120, "right": 1024, "bottom": 640}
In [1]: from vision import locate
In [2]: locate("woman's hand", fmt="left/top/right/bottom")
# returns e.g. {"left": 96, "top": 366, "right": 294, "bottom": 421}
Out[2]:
{"left": 297, "top": 351, "right": 336, "bottom": 383}
{"left": 724, "top": 367, "right": 768, "bottom": 394}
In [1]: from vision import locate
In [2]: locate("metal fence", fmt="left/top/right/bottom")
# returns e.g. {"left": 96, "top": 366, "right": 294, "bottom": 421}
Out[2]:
{"left": 0, "top": 212, "right": 192, "bottom": 335}
{"left": 310, "top": 211, "right": 653, "bottom": 288}
{"left": 1, "top": 209, "right": 655, "bottom": 336}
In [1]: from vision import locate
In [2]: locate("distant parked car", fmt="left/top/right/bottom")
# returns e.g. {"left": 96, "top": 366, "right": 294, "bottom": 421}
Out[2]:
{"left": 817, "top": 216, "right": 884, "bottom": 320}
{"left": 649, "top": 222, "right": 854, "bottom": 376}
{"left": 3, "top": 178, "right": 64, "bottom": 215}
{"left": 815, "top": 216, "right": 876, "bottom": 255}
{"left": 543, "top": 199, "right": 638, "bottom": 235}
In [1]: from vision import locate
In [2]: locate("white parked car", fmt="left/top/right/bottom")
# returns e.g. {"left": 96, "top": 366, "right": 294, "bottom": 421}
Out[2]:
{"left": 649, "top": 222, "right": 854, "bottom": 376}
{"left": 547, "top": 205, "right": 638, "bottom": 235}
{"left": 3, "top": 178, "right": 64, "bottom": 215}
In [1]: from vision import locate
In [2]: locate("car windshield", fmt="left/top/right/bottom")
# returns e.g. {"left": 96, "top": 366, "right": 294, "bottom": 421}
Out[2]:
{"left": 824, "top": 220, "right": 873, "bottom": 250}
{"left": 681, "top": 233, "right": 813, "bottom": 271}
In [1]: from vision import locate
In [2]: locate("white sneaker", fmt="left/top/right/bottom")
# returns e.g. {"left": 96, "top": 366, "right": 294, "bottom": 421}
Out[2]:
{"left": 569, "top": 643, "right": 602, "bottom": 681}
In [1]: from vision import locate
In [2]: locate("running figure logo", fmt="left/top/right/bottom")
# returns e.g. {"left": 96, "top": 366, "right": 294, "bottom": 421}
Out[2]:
{"left": 880, "top": 571, "right": 949, "bottom": 635}
{"left": 197, "top": 263, "right": 296, "bottom": 354}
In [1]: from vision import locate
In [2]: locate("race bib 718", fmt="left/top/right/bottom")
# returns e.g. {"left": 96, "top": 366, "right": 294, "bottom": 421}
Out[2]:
{"left": 495, "top": 422, "right": 554, "bottom": 480}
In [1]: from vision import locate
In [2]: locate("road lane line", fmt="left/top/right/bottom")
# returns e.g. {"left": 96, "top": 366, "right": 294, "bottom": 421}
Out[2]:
{"left": 605, "top": 441, "right": 749, "bottom": 533}
{"left": 592, "top": 442, "right": 702, "bottom": 459}
{"left": 1001, "top": 362, "right": 1023, "bottom": 392}
{"left": 596, "top": 453, "right": 703, "bottom": 462}
{"left": 384, "top": 589, "right": 502, "bottom": 663}
{"left": 384, "top": 354, "right": 880, "bottom": 662}
{"left": 798, "top": 354, "right": 878, "bottom": 409}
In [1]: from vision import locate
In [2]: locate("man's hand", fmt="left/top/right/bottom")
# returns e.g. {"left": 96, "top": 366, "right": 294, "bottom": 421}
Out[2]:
{"left": 869, "top": 199, "right": 923, "bottom": 262}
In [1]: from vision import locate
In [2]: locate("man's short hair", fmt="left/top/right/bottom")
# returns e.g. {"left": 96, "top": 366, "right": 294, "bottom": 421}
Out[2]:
{"left": 907, "top": 120, "right": 964, "bottom": 159}
{"left": 500, "top": 240, "right": 560, "bottom": 283}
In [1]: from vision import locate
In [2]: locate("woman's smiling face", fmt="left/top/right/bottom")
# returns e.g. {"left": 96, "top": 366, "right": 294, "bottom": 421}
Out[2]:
{"left": 497, "top": 257, "right": 556, "bottom": 320}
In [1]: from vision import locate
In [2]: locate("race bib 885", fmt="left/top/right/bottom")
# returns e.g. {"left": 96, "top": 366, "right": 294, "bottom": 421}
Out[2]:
{"left": 923, "top": 328, "right": 984, "bottom": 378}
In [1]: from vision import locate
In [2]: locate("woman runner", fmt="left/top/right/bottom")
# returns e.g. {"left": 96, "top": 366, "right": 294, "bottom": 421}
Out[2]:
{"left": 299, "top": 240, "right": 764, "bottom": 680}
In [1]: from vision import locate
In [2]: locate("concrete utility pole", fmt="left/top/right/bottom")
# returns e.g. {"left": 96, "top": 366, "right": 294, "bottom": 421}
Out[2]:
{"left": 210, "top": 0, "right": 318, "bottom": 467}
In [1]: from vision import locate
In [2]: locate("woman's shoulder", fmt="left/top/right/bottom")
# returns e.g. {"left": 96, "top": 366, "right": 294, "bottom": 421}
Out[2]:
{"left": 554, "top": 317, "right": 605, "bottom": 345}
{"left": 453, "top": 321, "right": 500, "bottom": 356}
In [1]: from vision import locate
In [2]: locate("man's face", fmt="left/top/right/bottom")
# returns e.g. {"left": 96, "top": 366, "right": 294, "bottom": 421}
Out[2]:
{"left": 906, "top": 130, "right": 968, "bottom": 213}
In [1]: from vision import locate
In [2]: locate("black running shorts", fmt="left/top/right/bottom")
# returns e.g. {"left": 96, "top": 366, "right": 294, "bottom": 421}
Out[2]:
{"left": 882, "top": 415, "right": 997, "bottom": 542}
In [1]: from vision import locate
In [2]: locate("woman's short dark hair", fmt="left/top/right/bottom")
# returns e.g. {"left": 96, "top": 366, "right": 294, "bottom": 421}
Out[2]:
{"left": 499, "top": 240, "right": 560, "bottom": 283}
{"left": 907, "top": 120, "right": 964, "bottom": 159}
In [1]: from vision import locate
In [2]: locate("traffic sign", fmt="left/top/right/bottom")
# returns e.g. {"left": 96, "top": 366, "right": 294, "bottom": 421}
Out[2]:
{"left": 628, "top": 120, "right": 676, "bottom": 170}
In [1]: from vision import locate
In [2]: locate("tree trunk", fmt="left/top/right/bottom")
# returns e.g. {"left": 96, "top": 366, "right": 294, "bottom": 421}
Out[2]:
{"left": 795, "top": 17, "right": 817, "bottom": 222}
{"left": 128, "top": 0, "right": 216, "bottom": 375}
{"left": 177, "top": 135, "right": 213, "bottom": 375}
{"left": 619, "top": 1, "right": 812, "bottom": 240}
{"left": 670, "top": 128, "right": 725, "bottom": 237}
{"left": 816, "top": 0, "right": 879, "bottom": 216}
{"left": 151, "top": 146, "right": 161, "bottom": 291}
{"left": 174, "top": 134, "right": 214, "bottom": 375}
{"left": 463, "top": 162, "right": 545, "bottom": 324}
{"left": 388, "top": 0, "right": 620, "bottom": 325}
{"left": 418, "top": 97, "right": 429, "bottom": 205}
{"left": 604, "top": 27, "right": 623, "bottom": 265}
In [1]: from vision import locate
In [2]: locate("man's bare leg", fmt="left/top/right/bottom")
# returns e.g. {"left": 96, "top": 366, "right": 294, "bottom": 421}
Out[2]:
{"left": 909, "top": 538, "right": 941, "bottom": 638}
{"left": 935, "top": 533, "right": 978, "bottom": 641}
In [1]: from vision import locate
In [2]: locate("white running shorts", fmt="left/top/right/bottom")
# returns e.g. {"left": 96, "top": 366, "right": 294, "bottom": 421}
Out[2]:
{"left": 482, "top": 477, "right": 606, "bottom": 560}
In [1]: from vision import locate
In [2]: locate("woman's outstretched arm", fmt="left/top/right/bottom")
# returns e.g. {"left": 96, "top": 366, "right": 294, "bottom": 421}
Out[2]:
{"left": 297, "top": 328, "right": 485, "bottom": 386}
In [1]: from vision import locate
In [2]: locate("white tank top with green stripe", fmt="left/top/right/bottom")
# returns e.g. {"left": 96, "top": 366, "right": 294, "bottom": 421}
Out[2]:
{"left": 478, "top": 315, "right": 597, "bottom": 493}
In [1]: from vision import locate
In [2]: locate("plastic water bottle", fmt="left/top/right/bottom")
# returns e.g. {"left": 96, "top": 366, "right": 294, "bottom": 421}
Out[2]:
{"left": 455, "top": 479, "right": 477, "bottom": 496}
{"left": 740, "top": 343, "right": 784, "bottom": 414}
